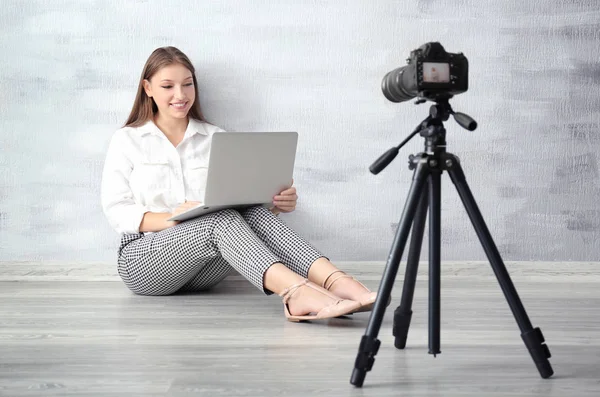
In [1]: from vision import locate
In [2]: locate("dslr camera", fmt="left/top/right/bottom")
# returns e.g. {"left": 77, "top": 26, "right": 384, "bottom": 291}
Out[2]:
{"left": 382, "top": 42, "right": 468, "bottom": 103}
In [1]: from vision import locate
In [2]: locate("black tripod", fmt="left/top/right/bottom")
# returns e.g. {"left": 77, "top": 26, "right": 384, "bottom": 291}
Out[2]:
{"left": 350, "top": 99, "right": 553, "bottom": 387}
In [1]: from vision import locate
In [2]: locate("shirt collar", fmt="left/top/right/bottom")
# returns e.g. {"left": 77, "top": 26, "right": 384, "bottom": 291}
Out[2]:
{"left": 138, "top": 118, "right": 209, "bottom": 137}
{"left": 185, "top": 118, "right": 210, "bottom": 138}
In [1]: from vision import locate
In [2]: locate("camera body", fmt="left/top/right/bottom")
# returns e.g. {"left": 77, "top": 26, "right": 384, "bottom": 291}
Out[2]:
{"left": 382, "top": 42, "right": 468, "bottom": 103}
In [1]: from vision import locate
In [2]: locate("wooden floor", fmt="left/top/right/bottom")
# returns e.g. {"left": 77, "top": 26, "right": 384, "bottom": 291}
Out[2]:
{"left": 1, "top": 270, "right": 599, "bottom": 396}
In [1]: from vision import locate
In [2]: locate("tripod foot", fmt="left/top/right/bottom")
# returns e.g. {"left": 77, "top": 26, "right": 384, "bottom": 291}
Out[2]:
{"left": 350, "top": 335, "right": 381, "bottom": 387}
{"left": 350, "top": 368, "right": 366, "bottom": 388}
{"left": 393, "top": 308, "right": 412, "bottom": 349}
{"left": 522, "top": 327, "right": 554, "bottom": 378}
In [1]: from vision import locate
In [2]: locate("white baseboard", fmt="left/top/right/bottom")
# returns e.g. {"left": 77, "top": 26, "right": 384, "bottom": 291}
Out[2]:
{"left": 0, "top": 261, "right": 598, "bottom": 281}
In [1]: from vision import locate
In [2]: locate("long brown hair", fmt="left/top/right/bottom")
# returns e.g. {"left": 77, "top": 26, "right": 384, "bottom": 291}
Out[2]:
{"left": 123, "top": 46, "right": 207, "bottom": 127}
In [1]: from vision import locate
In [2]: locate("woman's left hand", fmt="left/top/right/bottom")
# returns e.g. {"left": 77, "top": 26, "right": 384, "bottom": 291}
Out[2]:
{"left": 273, "top": 180, "right": 297, "bottom": 213}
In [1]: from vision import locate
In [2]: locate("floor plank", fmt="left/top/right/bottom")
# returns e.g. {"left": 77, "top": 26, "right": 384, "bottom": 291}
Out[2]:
{"left": 0, "top": 277, "right": 598, "bottom": 396}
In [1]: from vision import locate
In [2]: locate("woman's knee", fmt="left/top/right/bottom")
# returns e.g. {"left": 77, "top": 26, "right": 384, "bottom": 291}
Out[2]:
{"left": 243, "top": 205, "right": 272, "bottom": 217}
{"left": 200, "top": 209, "right": 246, "bottom": 237}
{"left": 216, "top": 208, "right": 243, "bottom": 219}
{"left": 239, "top": 205, "right": 277, "bottom": 227}
{"left": 182, "top": 208, "right": 243, "bottom": 229}
{"left": 208, "top": 208, "right": 242, "bottom": 227}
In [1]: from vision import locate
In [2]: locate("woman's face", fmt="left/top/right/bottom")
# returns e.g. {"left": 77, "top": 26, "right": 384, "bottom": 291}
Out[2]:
{"left": 143, "top": 63, "right": 196, "bottom": 121}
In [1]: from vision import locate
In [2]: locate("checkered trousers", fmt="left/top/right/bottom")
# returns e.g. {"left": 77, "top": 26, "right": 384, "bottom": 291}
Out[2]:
{"left": 116, "top": 206, "right": 326, "bottom": 296}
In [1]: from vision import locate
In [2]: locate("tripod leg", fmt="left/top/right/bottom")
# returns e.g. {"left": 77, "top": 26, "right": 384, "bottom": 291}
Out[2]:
{"left": 428, "top": 168, "right": 442, "bottom": 357}
{"left": 394, "top": 183, "right": 429, "bottom": 349}
{"left": 445, "top": 154, "right": 553, "bottom": 379}
{"left": 351, "top": 161, "right": 430, "bottom": 387}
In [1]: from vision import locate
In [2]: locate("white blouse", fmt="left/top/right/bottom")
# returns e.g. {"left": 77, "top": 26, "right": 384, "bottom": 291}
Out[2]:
{"left": 100, "top": 118, "right": 225, "bottom": 234}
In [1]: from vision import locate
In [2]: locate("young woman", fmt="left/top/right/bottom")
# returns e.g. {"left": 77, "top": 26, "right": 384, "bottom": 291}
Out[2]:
{"left": 101, "top": 46, "right": 383, "bottom": 322}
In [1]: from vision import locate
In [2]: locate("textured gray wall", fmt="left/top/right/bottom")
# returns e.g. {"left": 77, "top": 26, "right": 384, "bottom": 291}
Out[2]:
{"left": 1, "top": 0, "right": 598, "bottom": 264}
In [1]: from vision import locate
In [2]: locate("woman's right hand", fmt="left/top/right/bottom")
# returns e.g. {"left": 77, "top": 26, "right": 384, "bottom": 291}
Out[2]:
{"left": 170, "top": 201, "right": 202, "bottom": 219}
{"left": 140, "top": 201, "right": 203, "bottom": 233}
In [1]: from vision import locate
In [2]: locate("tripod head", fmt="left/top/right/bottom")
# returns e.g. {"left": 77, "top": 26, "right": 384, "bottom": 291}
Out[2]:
{"left": 369, "top": 98, "right": 477, "bottom": 175}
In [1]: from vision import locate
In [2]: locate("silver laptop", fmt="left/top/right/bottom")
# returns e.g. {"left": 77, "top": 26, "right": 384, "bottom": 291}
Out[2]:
{"left": 168, "top": 131, "right": 298, "bottom": 222}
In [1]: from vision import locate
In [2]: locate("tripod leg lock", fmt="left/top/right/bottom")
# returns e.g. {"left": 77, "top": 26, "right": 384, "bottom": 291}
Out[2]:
{"left": 354, "top": 335, "right": 381, "bottom": 371}
{"left": 521, "top": 327, "right": 553, "bottom": 378}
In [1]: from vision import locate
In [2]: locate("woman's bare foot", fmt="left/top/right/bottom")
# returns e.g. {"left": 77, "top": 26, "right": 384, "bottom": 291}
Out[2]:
{"left": 285, "top": 283, "right": 341, "bottom": 316}
{"left": 325, "top": 274, "right": 374, "bottom": 303}
{"left": 306, "top": 258, "right": 376, "bottom": 304}
{"left": 263, "top": 263, "right": 351, "bottom": 317}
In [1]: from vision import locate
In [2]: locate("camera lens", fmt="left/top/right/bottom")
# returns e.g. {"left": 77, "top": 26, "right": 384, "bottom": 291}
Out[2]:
{"left": 381, "top": 66, "right": 415, "bottom": 103}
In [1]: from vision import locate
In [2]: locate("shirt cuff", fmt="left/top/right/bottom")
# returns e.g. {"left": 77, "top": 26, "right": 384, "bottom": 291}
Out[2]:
{"left": 106, "top": 202, "right": 150, "bottom": 235}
